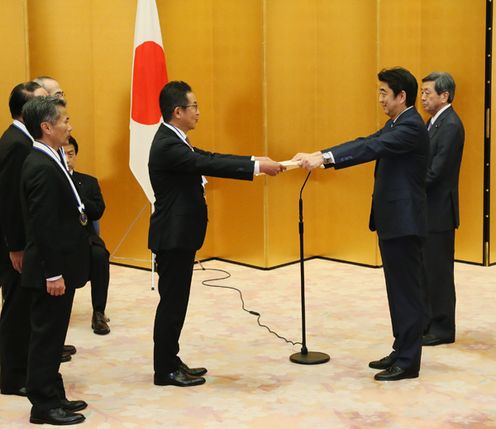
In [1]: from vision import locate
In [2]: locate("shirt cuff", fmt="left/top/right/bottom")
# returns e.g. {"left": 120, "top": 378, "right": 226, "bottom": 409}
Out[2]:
{"left": 254, "top": 160, "right": 260, "bottom": 175}
{"left": 321, "top": 150, "right": 335, "bottom": 165}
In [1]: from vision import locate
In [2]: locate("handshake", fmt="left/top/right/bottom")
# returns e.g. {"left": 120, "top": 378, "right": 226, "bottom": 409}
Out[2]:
{"left": 256, "top": 151, "right": 327, "bottom": 176}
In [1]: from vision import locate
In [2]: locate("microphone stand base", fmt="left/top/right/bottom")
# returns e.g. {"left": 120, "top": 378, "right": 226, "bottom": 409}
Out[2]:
{"left": 290, "top": 351, "right": 330, "bottom": 365}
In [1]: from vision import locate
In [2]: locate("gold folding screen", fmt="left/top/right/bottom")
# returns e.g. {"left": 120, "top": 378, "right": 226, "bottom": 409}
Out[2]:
{"left": 0, "top": 0, "right": 30, "bottom": 127}
{"left": 0, "top": 0, "right": 489, "bottom": 268}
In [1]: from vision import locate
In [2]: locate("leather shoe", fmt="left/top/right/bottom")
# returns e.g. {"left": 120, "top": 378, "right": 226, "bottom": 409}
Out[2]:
{"left": 369, "top": 355, "right": 395, "bottom": 370}
{"left": 1, "top": 386, "right": 27, "bottom": 397}
{"left": 61, "top": 399, "right": 88, "bottom": 412}
{"left": 61, "top": 352, "right": 72, "bottom": 363}
{"left": 30, "top": 407, "right": 85, "bottom": 425}
{"left": 374, "top": 365, "right": 419, "bottom": 381}
{"left": 154, "top": 368, "right": 206, "bottom": 387}
{"left": 64, "top": 344, "right": 77, "bottom": 355}
{"left": 92, "top": 311, "right": 110, "bottom": 335}
{"left": 179, "top": 359, "right": 207, "bottom": 376}
{"left": 422, "top": 334, "right": 454, "bottom": 346}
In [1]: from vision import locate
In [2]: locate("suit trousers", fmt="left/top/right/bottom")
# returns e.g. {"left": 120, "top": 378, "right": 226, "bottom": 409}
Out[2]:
{"left": 379, "top": 236, "right": 423, "bottom": 371}
{"left": 90, "top": 244, "right": 110, "bottom": 313}
{"left": 421, "top": 229, "right": 456, "bottom": 340}
{"left": 0, "top": 264, "right": 31, "bottom": 392}
{"left": 26, "top": 287, "right": 75, "bottom": 411}
{"left": 154, "top": 249, "right": 196, "bottom": 375}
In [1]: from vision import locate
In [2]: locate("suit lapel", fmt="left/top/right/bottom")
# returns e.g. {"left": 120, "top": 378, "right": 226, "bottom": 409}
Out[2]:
{"left": 428, "top": 106, "right": 452, "bottom": 138}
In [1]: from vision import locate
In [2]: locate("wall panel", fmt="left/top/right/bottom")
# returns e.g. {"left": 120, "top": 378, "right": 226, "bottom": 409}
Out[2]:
{"left": 0, "top": 0, "right": 30, "bottom": 129}
{"left": 208, "top": 0, "right": 266, "bottom": 266}
{"left": 264, "top": 0, "right": 379, "bottom": 267}
{"left": 419, "top": 1, "right": 485, "bottom": 264}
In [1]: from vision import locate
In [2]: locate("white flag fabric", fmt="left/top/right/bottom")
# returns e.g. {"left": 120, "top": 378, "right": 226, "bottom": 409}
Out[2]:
{"left": 129, "top": 0, "right": 168, "bottom": 202}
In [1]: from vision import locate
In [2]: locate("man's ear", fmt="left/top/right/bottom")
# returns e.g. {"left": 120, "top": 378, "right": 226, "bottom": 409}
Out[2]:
{"left": 172, "top": 106, "right": 182, "bottom": 119}
{"left": 40, "top": 121, "right": 51, "bottom": 135}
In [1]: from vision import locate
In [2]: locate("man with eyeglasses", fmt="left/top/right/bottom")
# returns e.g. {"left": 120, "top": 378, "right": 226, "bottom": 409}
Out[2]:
{"left": 33, "top": 76, "right": 65, "bottom": 100}
{"left": 149, "top": 80, "right": 284, "bottom": 387}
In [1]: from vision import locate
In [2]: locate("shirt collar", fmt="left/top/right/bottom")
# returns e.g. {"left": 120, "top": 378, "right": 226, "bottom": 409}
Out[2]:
{"left": 430, "top": 104, "right": 451, "bottom": 126}
{"left": 162, "top": 121, "right": 187, "bottom": 141}
{"left": 392, "top": 106, "right": 414, "bottom": 124}
{"left": 12, "top": 119, "right": 34, "bottom": 142}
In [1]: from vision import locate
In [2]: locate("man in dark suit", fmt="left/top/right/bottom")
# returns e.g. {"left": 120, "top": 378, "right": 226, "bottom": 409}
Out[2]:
{"left": 420, "top": 72, "right": 464, "bottom": 346}
{"left": 294, "top": 67, "right": 429, "bottom": 381}
{"left": 149, "top": 81, "right": 284, "bottom": 387}
{"left": 64, "top": 136, "right": 110, "bottom": 335}
{"left": 34, "top": 75, "right": 78, "bottom": 360}
{"left": 20, "top": 96, "right": 90, "bottom": 425}
{"left": 0, "top": 81, "right": 47, "bottom": 397}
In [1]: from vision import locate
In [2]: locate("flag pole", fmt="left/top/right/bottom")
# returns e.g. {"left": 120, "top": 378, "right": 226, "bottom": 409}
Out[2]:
{"left": 151, "top": 201, "right": 155, "bottom": 290}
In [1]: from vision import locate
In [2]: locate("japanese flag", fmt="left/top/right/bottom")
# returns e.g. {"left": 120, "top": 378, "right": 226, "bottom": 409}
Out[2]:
{"left": 129, "top": 0, "right": 168, "bottom": 202}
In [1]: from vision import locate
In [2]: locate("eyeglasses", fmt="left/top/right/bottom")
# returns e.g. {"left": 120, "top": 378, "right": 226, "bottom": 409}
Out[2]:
{"left": 179, "top": 104, "right": 199, "bottom": 112}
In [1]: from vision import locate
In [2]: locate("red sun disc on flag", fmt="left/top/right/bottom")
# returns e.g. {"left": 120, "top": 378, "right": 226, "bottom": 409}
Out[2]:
{"left": 131, "top": 41, "right": 168, "bottom": 125}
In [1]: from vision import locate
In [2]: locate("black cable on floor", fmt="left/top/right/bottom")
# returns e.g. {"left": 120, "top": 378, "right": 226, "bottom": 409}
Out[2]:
{"left": 194, "top": 265, "right": 302, "bottom": 346}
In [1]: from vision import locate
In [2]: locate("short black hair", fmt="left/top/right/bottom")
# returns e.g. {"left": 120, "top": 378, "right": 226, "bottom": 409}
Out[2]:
{"left": 378, "top": 67, "right": 418, "bottom": 107}
{"left": 159, "top": 81, "right": 192, "bottom": 122}
{"left": 22, "top": 96, "right": 66, "bottom": 140}
{"left": 68, "top": 135, "right": 79, "bottom": 154}
{"left": 422, "top": 72, "right": 456, "bottom": 103}
{"left": 8, "top": 81, "right": 43, "bottom": 119}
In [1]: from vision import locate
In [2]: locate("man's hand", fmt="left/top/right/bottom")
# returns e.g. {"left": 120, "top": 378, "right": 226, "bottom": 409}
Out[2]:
{"left": 292, "top": 151, "right": 324, "bottom": 171}
{"left": 46, "top": 277, "right": 66, "bottom": 296}
{"left": 259, "top": 159, "right": 286, "bottom": 176}
{"left": 9, "top": 251, "right": 24, "bottom": 273}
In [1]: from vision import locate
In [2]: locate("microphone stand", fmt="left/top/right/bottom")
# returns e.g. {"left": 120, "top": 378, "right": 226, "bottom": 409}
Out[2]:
{"left": 290, "top": 171, "right": 330, "bottom": 365}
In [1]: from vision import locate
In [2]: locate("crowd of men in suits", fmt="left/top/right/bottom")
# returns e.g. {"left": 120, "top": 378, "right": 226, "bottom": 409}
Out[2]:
{"left": 0, "top": 68, "right": 463, "bottom": 425}
{"left": 0, "top": 78, "right": 110, "bottom": 425}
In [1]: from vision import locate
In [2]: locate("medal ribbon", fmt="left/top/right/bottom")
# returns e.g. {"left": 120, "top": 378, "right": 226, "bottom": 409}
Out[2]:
{"left": 33, "top": 141, "right": 86, "bottom": 216}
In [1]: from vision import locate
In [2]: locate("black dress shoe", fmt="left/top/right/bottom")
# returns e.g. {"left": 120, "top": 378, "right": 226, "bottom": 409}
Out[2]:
{"left": 30, "top": 407, "right": 85, "bottom": 425}
{"left": 154, "top": 368, "right": 206, "bottom": 387}
{"left": 92, "top": 311, "right": 110, "bottom": 335}
{"left": 369, "top": 355, "right": 395, "bottom": 370}
{"left": 61, "top": 351, "right": 72, "bottom": 363}
{"left": 374, "top": 366, "right": 419, "bottom": 381}
{"left": 1, "top": 386, "right": 27, "bottom": 397}
{"left": 179, "top": 359, "right": 207, "bottom": 376}
{"left": 64, "top": 345, "right": 77, "bottom": 355}
{"left": 61, "top": 399, "right": 88, "bottom": 412}
{"left": 422, "top": 334, "right": 455, "bottom": 346}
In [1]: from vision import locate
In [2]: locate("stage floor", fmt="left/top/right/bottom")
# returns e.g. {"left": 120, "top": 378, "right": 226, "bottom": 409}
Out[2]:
{"left": 2, "top": 259, "right": 495, "bottom": 428}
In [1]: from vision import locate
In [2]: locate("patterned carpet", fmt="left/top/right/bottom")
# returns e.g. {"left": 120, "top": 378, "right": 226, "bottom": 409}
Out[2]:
{"left": 1, "top": 259, "right": 495, "bottom": 428}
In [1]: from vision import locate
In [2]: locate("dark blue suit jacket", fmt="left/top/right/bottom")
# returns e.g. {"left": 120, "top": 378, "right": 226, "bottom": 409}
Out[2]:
{"left": 323, "top": 107, "right": 429, "bottom": 240}
{"left": 425, "top": 106, "right": 464, "bottom": 232}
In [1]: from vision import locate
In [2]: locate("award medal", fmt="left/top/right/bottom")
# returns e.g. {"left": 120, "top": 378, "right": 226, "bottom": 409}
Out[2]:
{"left": 79, "top": 212, "right": 88, "bottom": 226}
